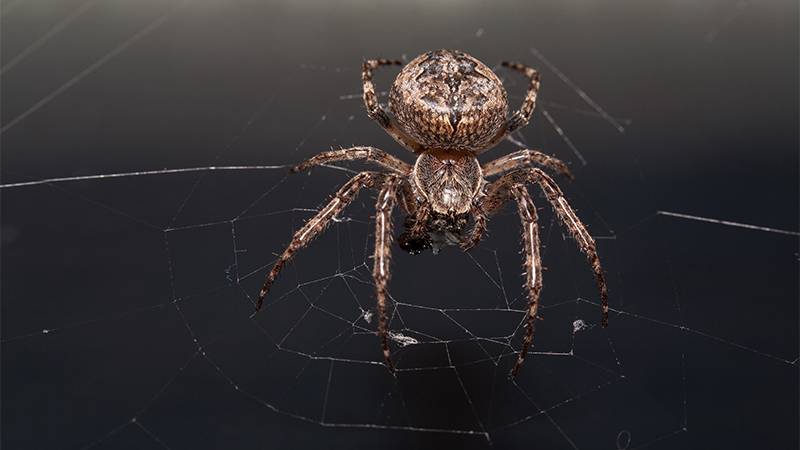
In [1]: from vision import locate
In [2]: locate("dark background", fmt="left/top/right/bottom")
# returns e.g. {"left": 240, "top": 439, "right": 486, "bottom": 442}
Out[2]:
{"left": 2, "top": 0, "right": 798, "bottom": 449}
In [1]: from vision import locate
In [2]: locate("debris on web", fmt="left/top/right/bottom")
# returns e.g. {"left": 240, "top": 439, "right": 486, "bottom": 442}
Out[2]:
{"left": 388, "top": 331, "right": 419, "bottom": 347}
{"left": 572, "top": 319, "right": 590, "bottom": 334}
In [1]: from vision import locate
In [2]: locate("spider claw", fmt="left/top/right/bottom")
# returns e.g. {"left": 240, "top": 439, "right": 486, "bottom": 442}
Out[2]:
{"left": 509, "top": 359, "right": 524, "bottom": 378}
{"left": 255, "top": 283, "right": 273, "bottom": 312}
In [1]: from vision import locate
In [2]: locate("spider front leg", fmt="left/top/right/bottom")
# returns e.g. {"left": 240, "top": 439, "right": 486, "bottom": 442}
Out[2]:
{"left": 255, "top": 172, "right": 384, "bottom": 311}
{"left": 291, "top": 146, "right": 411, "bottom": 175}
{"left": 373, "top": 176, "right": 402, "bottom": 371}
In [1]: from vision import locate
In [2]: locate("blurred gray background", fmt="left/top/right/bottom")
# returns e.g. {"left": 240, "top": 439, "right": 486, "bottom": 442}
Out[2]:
{"left": 2, "top": 0, "right": 798, "bottom": 449}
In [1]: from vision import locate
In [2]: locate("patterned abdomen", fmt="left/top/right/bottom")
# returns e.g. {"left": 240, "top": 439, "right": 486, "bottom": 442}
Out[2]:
{"left": 389, "top": 49, "right": 508, "bottom": 154}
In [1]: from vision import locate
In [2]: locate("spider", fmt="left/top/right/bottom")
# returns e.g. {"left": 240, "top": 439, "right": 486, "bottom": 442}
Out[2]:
{"left": 256, "top": 49, "right": 608, "bottom": 376}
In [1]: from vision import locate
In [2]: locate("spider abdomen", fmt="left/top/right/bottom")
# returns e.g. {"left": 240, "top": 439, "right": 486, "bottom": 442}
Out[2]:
{"left": 389, "top": 49, "right": 508, "bottom": 153}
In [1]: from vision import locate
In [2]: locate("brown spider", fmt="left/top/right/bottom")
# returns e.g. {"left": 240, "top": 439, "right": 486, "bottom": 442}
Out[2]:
{"left": 256, "top": 49, "right": 608, "bottom": 376}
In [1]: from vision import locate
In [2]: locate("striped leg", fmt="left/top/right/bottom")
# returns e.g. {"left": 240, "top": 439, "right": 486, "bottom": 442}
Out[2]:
{"left": 291, "top": 146, "right": 412, "bottom": 175}
{"left": 487, "top": 168, "right": 609, "bottom": 327}
{"left": 482, "top": 148, "right": 573, "bottom": 180}
{"left": 373, "top": 176, "right": 402, "bottom": 370}
{"left": 509, "top": 185, "right": 543, "bottom": 376}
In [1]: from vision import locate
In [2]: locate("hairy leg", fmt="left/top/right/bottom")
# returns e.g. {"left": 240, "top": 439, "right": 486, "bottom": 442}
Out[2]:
{"left": 255, "top": 172, "right": 384, "bottom": 311}
{"left": 482, "top": 148, "right": 573, "bottom": 180}
{"left": 291, "top": 146, "right": 412, "bottom": 175}
{"left": 460, "top": 201, "right": 487, "bottom": 250}
{"left": 488, "top": 168, "right": 609, "bottom": 325}
{"left": 373, "top": 176, "right": 402, "bottom": 370}
{"left": 509, "top": 185, "right": 543, "bottom": 376}
{"left": 397, "top": 178, "right": 418, "bottom": 216}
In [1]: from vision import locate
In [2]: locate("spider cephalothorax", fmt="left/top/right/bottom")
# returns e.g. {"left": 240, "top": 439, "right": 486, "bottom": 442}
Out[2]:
{"left": 257, "top": 49, "right": 609, "bottom": 376}
{"left": 413, "top": 150, "right": 482, "bottom": 215}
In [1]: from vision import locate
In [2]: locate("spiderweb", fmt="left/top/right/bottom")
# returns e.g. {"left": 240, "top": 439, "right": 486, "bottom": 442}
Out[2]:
{"left": 2, "top": 1, "right": 798, "bottom": 449}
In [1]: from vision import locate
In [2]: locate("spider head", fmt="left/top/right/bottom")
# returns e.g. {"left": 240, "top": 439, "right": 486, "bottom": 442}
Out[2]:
{"left": 389, "top": 49, "right": 508, "bottom": 153}
{"left": 412, "top": 151, "right": 482, "bottom": 217}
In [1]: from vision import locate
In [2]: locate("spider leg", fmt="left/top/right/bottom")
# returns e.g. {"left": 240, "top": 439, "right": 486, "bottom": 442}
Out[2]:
{"left": 255, "top": 171, "right": 385, "bottom": 311}
{"left": 397, "top": 200, "right": 433, "bottom": 254}
{"left": 291, "top": 146, "right": 412, "bottom": 175}
{"left": 397, "top": 178, "right": 418, "bottom": 216}
{"left": 362, "top": 58, "right": 424, "bottom": 153}
{"left": 509, "top": 185, "right": 543, "bottom": 376}
{"left": 483, "top": 61, "right": 542, "bottom": 149}
{"left": 373, "top": 175, "right": 402, "bottom": 371}
{"left": 362, "top": 58, "right": 401, "bottom": 126}
{"left": 501, "top": 61, "right": 541, "bottom": 134}
{"left": 492, "top": 168, "right": 609, "bottom": 326}
{"left": 460, "top": 201, "right": 487, "bottom": 251}
{"left": 464, "top": 147, "right": 573, "bottom": 250}
{"left": 482, "top": 148, "right": 574, "bottom": 180}
{"left": 407, "top": 201, "right": 431, "bottom": 236}
{"left": 471, "top": 176, "right": 543, "bottom": 375}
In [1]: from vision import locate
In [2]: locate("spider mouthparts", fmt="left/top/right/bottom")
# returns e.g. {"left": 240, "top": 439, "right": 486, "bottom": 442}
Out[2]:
{"left": 397, "top": 231, "right": 431, "bottom": 255}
